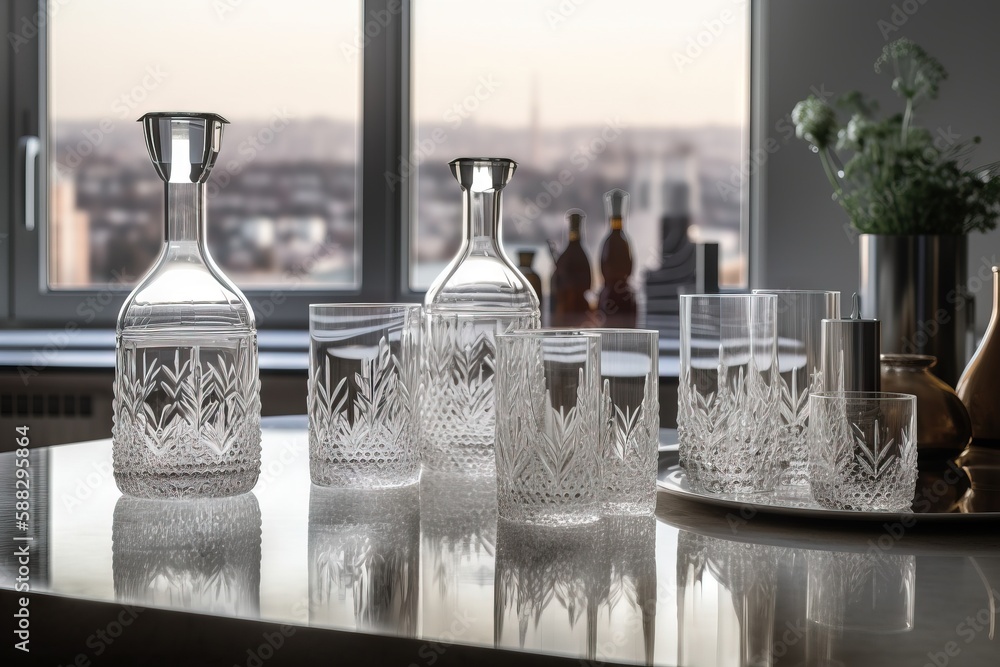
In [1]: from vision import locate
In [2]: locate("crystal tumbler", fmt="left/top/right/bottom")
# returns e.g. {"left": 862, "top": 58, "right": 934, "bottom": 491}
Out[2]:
{"left": 308, "top": 304, "right": 421, "bottom": 488}
{"left": 495, "top": 330, "right": 602, "bottom": 525}
{"left": 753, "top": 290, "right": 841, "bottom": 486}
{"left": 808, "top": 391, "right": 918, "bottom": 511}
{"left": 593, "top": 328, "right": 659, "bottom": 514}
{"left": 678, "top": 294, "right": 782, "bottom": 493}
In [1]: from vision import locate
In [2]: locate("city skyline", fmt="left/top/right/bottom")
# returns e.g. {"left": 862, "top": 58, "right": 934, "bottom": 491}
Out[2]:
{"left": 50, "top": 116, "right": 744, "bottom": 292}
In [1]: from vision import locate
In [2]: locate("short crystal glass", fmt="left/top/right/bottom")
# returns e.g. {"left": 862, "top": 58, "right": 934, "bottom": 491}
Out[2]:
{"left": 494, "top": 330, "right": 602, "bottom": 525}
{"left": 808, "top": 391, "right": 918, "bottom": 512}
{"left": 678, "top": 294, "right": 782, "bottom": 494}
{"left": 753, "top": 290, "right": 841, "bottom": 486}
{"left": 308, "top": 304, "right": 421, "bottom": 488}
{"left": 593, "top": 328, "right": 660, "bottom": 514}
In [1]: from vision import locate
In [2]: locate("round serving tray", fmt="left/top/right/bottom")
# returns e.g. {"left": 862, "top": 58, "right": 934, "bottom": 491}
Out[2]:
{"left": 657, "top": 463, "right": 1000, "bottom": 523}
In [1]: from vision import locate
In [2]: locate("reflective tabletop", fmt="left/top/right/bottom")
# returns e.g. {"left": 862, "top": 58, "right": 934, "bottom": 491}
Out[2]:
{"left": 3, "top": 420, "right": 1000, "bottom": 665}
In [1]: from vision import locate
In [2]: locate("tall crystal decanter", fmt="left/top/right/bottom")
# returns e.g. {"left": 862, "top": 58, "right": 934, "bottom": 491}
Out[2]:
{"left": 422, "top": 158, "right": 540, "bottom": 475}
{"left": 113, "top": 112, "right": 261, "bottom": 498}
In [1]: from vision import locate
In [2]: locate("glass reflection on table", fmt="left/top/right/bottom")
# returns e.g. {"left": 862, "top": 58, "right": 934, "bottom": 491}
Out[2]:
{"left": 600, "top": 516, "right": 658, "bottom": 665}
{"left": 112, "top": 493, "right": 261, "bottom": 616}
{"left": 494, "top": 519, "right": 607, "bottom": 658}
{"left": 308, "top": 484, "right": 419, "bottom": 636}
{"left": 806, "top": 549, "right": 915, "bottom": 665}
{"left": 420, "top": 471, "right": 499, "bottom": 646}
{"left": 493, "top": 515, "right": 658, "bottom": 665}
{"left": 677, "top": 531, "right": 785, "bottom": 666}
{"left": 13, "top": 432, "right": 1000, "bottom": 665}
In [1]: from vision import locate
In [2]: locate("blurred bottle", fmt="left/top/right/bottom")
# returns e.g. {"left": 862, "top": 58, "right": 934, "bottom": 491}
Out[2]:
{"left": 599, "top": 189, "right": 637, "bottom": 327}
{"left": 550, "top": 209, "right": 593, "bottom": 327}
{"left": 517, "top": 250, "right": 543, "bottom": 305}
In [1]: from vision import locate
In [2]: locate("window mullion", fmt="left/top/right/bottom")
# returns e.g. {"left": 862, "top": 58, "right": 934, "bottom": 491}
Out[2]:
{"left": 360, "top": 0, "right": 411, "bottom": 303}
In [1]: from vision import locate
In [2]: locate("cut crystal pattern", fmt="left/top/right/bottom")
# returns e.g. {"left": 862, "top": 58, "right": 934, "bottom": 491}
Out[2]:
{"left": 309, "top": 333, "right": 419, "bottom": 487}
{"left": 809, "top": 398, "right": 917, "bottom": 512}
{"left": 677, "top": 347, "right": 782, "bottom": 494}
{"left": 602, "top": 374, "right": 659, "bottom": 513}
{"left": 421, "top": 313, "right": 536, "bottom": 475}
{"left": 776, "top": 370, "right": 823, "bottom": 487}
{"left": 494, "top": 335, "right": 601, "bottom": 525}
{"left": 113, "top": 334, "right": 262, "bottom": 498}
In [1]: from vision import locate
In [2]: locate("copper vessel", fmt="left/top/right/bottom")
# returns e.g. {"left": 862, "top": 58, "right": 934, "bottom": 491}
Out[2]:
{"left": 881, "top": 354, "right": 971, "bottom": 458}
{"left": 957, "top": 266, "right": 1000, "bottom": 447}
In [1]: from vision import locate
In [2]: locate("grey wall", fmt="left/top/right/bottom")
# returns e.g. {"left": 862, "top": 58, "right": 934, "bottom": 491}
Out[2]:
{"left": 759, "top": 0, "right": 1000, "bottom": 335}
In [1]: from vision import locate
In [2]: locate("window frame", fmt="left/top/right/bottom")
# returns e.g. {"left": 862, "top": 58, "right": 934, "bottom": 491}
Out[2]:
{"left": 2, "top": 0, "right": 758, "bottom": 329}
{"left": 3, "top": 0, "right": 414, "bottom": 329}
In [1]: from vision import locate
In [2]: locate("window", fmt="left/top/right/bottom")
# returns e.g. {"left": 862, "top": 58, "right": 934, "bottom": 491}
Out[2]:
{"left": 2, "top": 0, "right": 750, "bottom": 327}
{"left": 47, "top": 0, "right": 361, "bottom": 290}
{"left": 410, "top": 0, "right": 750, "bottom": 294}
{"left": 5, "top": 0, "right": 389, "bottom": 327}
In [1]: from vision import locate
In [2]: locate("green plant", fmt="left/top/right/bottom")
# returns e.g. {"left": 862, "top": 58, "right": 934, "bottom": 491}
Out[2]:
{"left": 792, "top": 38, "right": 1000, "bottom": 235}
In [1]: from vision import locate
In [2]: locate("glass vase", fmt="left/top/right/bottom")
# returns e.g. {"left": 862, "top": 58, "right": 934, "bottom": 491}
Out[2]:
{"left": 421, "top": 158, "right": 540, "bottom": 475}
{"left": 113, "top": 112, "right": 261, "bottom": 498}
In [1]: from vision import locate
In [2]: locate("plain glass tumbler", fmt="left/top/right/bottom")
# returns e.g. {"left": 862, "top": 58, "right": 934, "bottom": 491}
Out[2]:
{"left": 308, "top": 304, "right": 421, "bottom": 488}
{"left": 494, "top": 330, "right": 602, "bottom": 525}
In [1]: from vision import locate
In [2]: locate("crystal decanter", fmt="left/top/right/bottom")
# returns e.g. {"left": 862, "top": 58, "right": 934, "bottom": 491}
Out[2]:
{"left": 421, "top": 158, "right": 540, "bottom": 475}
{"left": 113, "top": 112, "right": 261, "bottom": 498}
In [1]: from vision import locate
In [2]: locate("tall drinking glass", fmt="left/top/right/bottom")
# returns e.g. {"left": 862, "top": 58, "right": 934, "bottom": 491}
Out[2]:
{"left": 593, "top": 328, "right": 660, "bottom": 514}
{"left": 678, "top": 294, "right": 781, "bottom": 493}
{"left": 494, "top": 330, "right": 602, "bottom": 525}
{"left": 753, "top": 290, "right": 841, "bottom": 486}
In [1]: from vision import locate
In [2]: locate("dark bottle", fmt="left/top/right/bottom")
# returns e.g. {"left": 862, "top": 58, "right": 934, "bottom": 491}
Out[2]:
{"left": 550, "top": 209, "right": 593, "bottom": 327}
{"left": 599, "top": 188, "right": 637, "bottom": 327}
{"left": 517, "top": 250, "right": 543, "bottom": 304}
